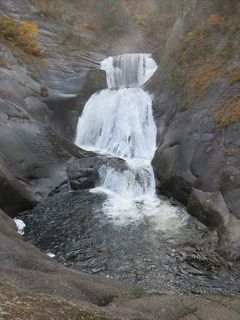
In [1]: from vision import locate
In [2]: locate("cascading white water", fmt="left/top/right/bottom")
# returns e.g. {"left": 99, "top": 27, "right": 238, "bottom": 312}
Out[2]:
{"left": 75, "top": 53, "right": 180, "bottom": 226}
{"left": 101, "top": 53, "right": 158, "bottom": 89}
{"left": 75, "top": 88, "right": 156, "bottom": 159}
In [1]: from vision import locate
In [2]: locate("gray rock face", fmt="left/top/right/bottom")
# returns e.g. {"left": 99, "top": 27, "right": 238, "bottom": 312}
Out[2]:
{"left": 187, "top": 189, "right": 231, "bottom": 230}
{"left": 0, "top": 155, "right": 37, "bottom": 217}
{"left": 0, "top": 0, "right": 36, "bottom": 13}
{"left": 150, "top": 0, "right": 240, "bottom": 259}
{"left": 24, "top": 96, "right": 52, "bottom": 124}
{"left": 219, "top": 219, "right": 240, "bottom": 261}
{"left": 151, "top": 82, "right": 240, "bottom": 259}
{"left": 0, "top": 55, "right": 96, "bottom": 217}
{"left": 0, "top": 24, "right": 106, "bottom": 217}
{"left": 150, "top": 4, "right": 240, "bottom": 219}
{"left": 186, "top": 188, "right": 240, "bottom": 260}
{"left": 165, "top": 17, "right": 185, "bottom": 56}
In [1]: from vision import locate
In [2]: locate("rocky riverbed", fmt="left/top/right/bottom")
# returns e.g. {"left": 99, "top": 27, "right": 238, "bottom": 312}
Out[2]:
{"left": 20, "top": 189, "right": 240, "bottom": 294}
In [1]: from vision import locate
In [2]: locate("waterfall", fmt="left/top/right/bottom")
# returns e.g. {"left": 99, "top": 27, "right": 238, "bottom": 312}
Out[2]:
{"left": 75, "top": 53, "right": 179, "bottom": 225}
{"left": 101, "top": 53, "right": 158, "bottom": 89}
{"left": 75, "top": 88, "right": 156, "bottom": 159}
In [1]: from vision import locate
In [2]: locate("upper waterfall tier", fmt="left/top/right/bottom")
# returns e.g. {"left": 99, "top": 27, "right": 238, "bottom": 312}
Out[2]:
{"left": 101, "top": 53, "right": 157, "bottom": 89}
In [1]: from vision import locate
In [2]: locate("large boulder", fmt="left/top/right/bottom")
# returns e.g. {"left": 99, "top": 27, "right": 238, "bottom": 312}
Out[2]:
{"left": 0, "top": 155, "right": 36, "bottom": 217}
{"left": 187, "top": 189, "right": 231, "bottom": 230}
{"left": 67, "top": 156, "right": 126, "bottom": 191}
{"left": 187, "top": 188, "right": 240, "bottom": 260}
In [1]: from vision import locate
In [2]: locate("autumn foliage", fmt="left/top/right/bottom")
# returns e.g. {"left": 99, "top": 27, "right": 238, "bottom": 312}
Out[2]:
{"left": 0, "top": 18, "right": 41, "bottom": 56}
{"left": 208, "top": 14, "right": 223, "bottom": 27}
{"left": 216, "top": 94, "right": 240, "bottom": 127}
{"left": 83, "top": 24, "right": 97, "bottom": 32}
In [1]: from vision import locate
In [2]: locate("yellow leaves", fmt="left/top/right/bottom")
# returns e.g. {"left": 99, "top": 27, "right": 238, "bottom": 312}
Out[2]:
{"left": 208, "top": 14, "right": 223, "bottom": 27}
{"left": 18, "top": 22, "right": 38, "bottom": 39}
{"left": 0, "top": 18, "right": 41, "bottom": 56}
{"left": 186, "top": 32, "right": 194, "bottom": 41}
{"left": 17, "top": 22, "right": 41, "bottom": 56}
{"left": 82, "top": 23, "right": 97, "bottom": 32}
{"left": 216, "top": 94, "right": 240, "bottom": 127}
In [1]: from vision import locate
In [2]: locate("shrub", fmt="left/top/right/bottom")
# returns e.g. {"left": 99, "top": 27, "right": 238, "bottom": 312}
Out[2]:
{"left": 216, "top": 94, "right": 240, "bottom": 127}
{"left": 208, "top": 14, "right": 223, "bottom": 27}
{"left": 0, "top": 56, "right": 10, "bottom": 69}
{"left": 17, "top": 22, "right": 41, "bottom": 55}
{"left": 29, "top": 0, "right": 64, "bottom": 20}
{"left": 188, "top": 64, "right": 220, "bottom": 91}
{"left": 0, "top": 18, "right": 41, "bottom": 56}
{"left": 83, "top": 24, "right": 97, "bottom": 32}
{"left": 0, "top": 18, "right": 17, "bottom": 39}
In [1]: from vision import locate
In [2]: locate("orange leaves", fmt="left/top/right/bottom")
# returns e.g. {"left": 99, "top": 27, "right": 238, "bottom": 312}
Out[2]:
{"left": 17, "top": 22, "right": 41, "bottom": 55}
{"left": 0, "top": 18, "right": 41, "bottom": 56}
{"left": 83, "top": 24, "right": 97, "bottom": 32}
{"left": 208, "top": 14, "right": 223, "bottom": 27}
{"left": 198, "top": 33, "right": 205, "bottom": 45}
{"left": 218, "top": 66, "right": 240, "bottom": 127}
{"left": 216, "top": 94, "right": 240, "bottom": 127}
{"left": 24, "top": 42, "right": 41, "bottom": 55}
{"left": 184, "top": 64, "right": 222, "bottom": 106}
{"left": 18, "top": 22, "right": 38, "bottom": 40}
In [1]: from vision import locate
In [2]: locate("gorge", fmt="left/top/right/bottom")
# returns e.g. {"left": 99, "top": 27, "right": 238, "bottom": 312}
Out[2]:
{"left": 20, "top": 53, "right": 240, "bottom": 294}
{"left": 1, "top": 1, "right": 240, "bottom": 319}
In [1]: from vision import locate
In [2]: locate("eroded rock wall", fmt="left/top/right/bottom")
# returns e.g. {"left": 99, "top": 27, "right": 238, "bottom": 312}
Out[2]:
{"left": 151, "top": 0, "right": 240, "bottom": 244}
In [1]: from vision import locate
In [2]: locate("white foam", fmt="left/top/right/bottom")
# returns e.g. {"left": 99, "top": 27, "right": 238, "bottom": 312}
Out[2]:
{"left": 100, "top": 53, "right": 157, "bottom": 89}
{"left": 75, "top": 53, "right": 182, "bottom": 227}
{"left": 14, "top": 219, "right": 26, "bottom": 235}
{"left": 75, "top": 88, "right": 156, "bottom": 160}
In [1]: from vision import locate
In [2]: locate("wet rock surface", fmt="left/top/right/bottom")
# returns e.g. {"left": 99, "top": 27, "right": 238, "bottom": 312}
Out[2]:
{"left": 0, "top": 0, "right": 111, "bottom": 218}
{"left": 150, "top": 1, "right": 240, "bottom": 221}
{"left": 148, "top": 0, "right": 240, "bottom": 264}
{"left": 0, "top": 1, "right": 240, "bottom": 318}
{"left": 20, "top": 190, "right": 240, "bottom": 294}
{"left": 1, "top": 208, "right": 240, "bottom": 320}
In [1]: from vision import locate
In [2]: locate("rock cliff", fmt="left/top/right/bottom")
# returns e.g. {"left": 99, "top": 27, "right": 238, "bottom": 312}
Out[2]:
{"left": 150, "top": 0, "right": 240, "bottom": 258}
